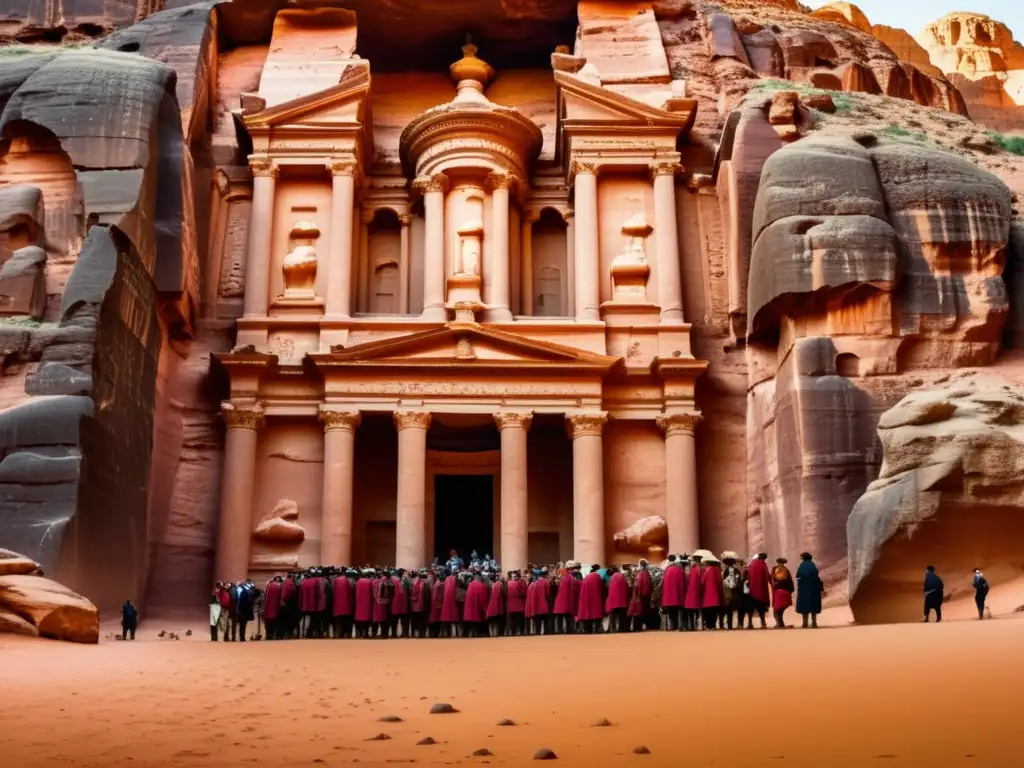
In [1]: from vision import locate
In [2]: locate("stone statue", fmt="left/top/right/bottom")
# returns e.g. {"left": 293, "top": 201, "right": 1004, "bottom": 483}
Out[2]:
{"left": 609, "top": 213, "right": 653, "bottom": 302}
{"left": 456, "top": 220, "right": 483, "bottom": 276}
{"left": 613, "top": 515, "right": 668, "bottom": 556}
{"left": 280, "top": 221, "right": 319, "bottom": 301}
{"left": 253, "top": 498, "right": 306, "bottom": 544}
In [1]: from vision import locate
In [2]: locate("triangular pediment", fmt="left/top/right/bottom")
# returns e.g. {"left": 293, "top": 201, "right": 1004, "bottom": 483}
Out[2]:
{"left": 309, "top": 323, "right": 620, "bottom": 372}
{"left": 554, "top": 70, "right": 696, "bottom": 129}
{"left": 242, "top": 65, "right": 372, "bottom": 130}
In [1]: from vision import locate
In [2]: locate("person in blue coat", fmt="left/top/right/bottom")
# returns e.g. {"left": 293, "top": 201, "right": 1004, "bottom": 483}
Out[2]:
{"left": 795, "top": 552, "right": 822, "bottom": 628}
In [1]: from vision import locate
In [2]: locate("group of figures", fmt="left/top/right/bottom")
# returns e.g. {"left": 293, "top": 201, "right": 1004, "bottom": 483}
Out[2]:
{"left": 208, "top": 550, "right": 825, "bottom": 642}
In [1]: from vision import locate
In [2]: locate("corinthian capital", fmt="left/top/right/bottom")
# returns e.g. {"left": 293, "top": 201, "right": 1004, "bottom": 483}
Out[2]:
{"left": 326, "top": 158, "right": 357, "bottom": 176}
{"left": 411, "top": 174, "right": 450, "bottom": 196}
{"left": 221, "top": 401, "right": 265, "bottom": 430}
{"left": 656, "top": 412, "right": 701, "bottom": 437}
{"left": 394, "top": 411, "right": 432, "bottom": 431}
{"left": 570, "top": 160, "right": 599, "bottom": 177}
{"left": 494, "top": 411, "right": 533, "bottom": 431}
{"left": 319, "top": 408, "right": 361, "bottom": 432}
{"left": 650, "top": 161, "right": 683, "bottom": 180}
{"left": 486, "top": 172, "right": 519, "bottom": 194}
{"left": 248, "top": 157, "right": 279, "bottom": 179}
{"left": 567, "top": 412, "right": 608, "bottom": 438}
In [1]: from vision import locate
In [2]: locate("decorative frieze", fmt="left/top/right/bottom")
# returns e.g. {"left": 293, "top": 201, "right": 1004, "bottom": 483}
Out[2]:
{"left": 657, "top": 412, "right": 701, "bottom": 437}
{"left": 221, "top": 401, "right": 265, "bottom": 430}
{"left": 567, "top": 412, "right": 608, "bottom": 438}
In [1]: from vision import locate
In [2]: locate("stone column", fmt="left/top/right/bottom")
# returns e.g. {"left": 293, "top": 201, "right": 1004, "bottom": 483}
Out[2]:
{"left": 520, "top": 212, "right": 536, "bottom": 316}
{"left": 413, "top": 174, "right": 449, "bottom": 322}
{"left": 572, "top": 162, "right": 600, "bottom": 321}
{"left": 564, "top": 210, "right": 575, "bottom": 317}
{"left": 487, "top": 172, "right": 515, "bottom": 322}
{"left": 495, "top": 412, "right": 532, "bottom": 571}
{"left": 394, "top": 411, "right": 431, "bottom": 570}
{"left": 399, "top": 213, "right": 412, "bottom": 314}
{"left": 651, "top": 162, "right": 685, "bottom": 324}
{"left": 657, "top": 413, "right": 701, "bottom": 554}
{"left": 319, "top": 408, "right": 361, "bottom": 566}
{"left": 358, "top": 208, "right": 373, "bottom": 313}
{"left": 242, "top": 158, "right": 278, "bottom": 318}
{"left": 326, "top": 159, "right": 356, "bottom": 318}
{"left": 215, "top": 402, "right": 264, "bottom": 581}
{"left": 568, "top": 412, "right": 607, "bottom": 564}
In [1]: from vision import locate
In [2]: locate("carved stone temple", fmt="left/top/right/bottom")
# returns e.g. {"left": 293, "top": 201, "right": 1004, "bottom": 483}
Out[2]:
{"left": 213, "top": 20, "right": 705, "bottom": 579}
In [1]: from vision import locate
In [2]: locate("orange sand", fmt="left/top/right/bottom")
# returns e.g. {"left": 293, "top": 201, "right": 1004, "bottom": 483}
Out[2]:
{"left": 3, "top": 602, "right": 1024, "bottom": 768}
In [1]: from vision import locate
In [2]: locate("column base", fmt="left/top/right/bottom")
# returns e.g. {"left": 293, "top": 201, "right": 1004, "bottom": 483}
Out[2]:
{"left": 484, "top": 306, "right": 513, "bottom": 323}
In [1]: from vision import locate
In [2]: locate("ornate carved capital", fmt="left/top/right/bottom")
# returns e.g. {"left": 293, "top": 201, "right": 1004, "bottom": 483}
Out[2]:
{"left": 361, "top": 208, "right": 377, "bottom": 225}
{"left": 571, "top": 160, "right": 599, "bottom": 177}
{"left": 394, "top": 410, "right": 432, "bottom": 431}
{"left": 494, "top": 411, "right": 533, "bottom": 431}
{"left": 326, "top": 158, "right": 357, "bottom": 176}
{"left": 319, "top": 409, "right": 361, "bottom": 433}
{"left": 567, "top": 412, "right": 608, "bottom": 438}
{"left": 563, "top": 209, "right": 575, "bottom": 223}
{"left": 221, "top": 401, "right": 265, "bottom": 430}
{"left": 398, "top": 213, "right": 414, "bottom": 226}
{"left": 249, "top": 157, "right": 279, "bottom": 179}
{"left": 485, "top": 171, "right": 519, "bottom": 193}
{"left": 650, "top": 161, "right": 683, "bottom": 180}
{"left": 657, "top": 412, "right": 701, "bottom": 437}
{"left": 411, "top": 174, "right": 450, "bottom": 196}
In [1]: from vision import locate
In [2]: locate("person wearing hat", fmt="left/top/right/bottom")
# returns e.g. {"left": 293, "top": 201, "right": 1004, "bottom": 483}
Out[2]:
{"left": 506, "top": 570, "right": 528, "bottom": 636}
{"left": 604, "top": 565, "right": 629, "bottom": 633}
{"left": 795, "top": 552, "right": 823, "bottom": 628}
{"left": 354, "top": 569, "right": 375, "bottom": 638}
{"left": 575, "top": 564, "right": 605, "bottom": 634}
{"left": 683, "top": 554, "right": 704, "bottom": 631}
{"left": 486, "top": 570, "right": 507, "bottom": 637}
{"left": 527, "top": 567, "right": 553, "bottom": 635}
{"left": 660, "top": 555, "right": 686, "bottom": 631}
{"left": 700, "top": 556, "right": 724, "bottom": 630}
{"left": 440, "top": 568, "right": 462, "bottom": 637}
{"left": 771, "top": 557, "right": 795, "bottom": 628}
{"left": 553, "top": 562, "right": 580, "bottom": 635}
{"left": 923, "top": 565, "right": 944, "bottom": 623}
{"left": 462, "top": 570, "right": 489, "bottom": 637}
{"left": 747, "top": 553, "right": 772, "bottom": 629}
{"left": 389, "top": 569, "right": 410, "bottom": 638}
{"left": 407, "top": 570, "right": 428, "bottom": 638}
{"left": 719, "top": 553, "right": 743, "bottom": 630}
{"left": 632, "top": 559, "right": 653, "bottom": 631}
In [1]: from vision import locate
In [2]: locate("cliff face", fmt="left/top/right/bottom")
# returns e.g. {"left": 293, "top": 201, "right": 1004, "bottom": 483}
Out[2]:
{"left": 0, "top": 0, "right": 1021, "bottom": 624}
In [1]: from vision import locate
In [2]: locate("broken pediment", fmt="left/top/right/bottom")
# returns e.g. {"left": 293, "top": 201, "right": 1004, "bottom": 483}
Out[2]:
{"left": 309, "top": 324, "right": 620, "bottom": 372}
{"left": 242, "top": 64, "right": 372, "bottom": 130}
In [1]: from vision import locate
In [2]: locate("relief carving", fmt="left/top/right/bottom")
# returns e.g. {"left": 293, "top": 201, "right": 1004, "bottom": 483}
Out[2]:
{"left": 279, "top": 221, "right": 320, "bottom": 302}
{"left": 326, "top": 158, "right": 357, "bottom": 176}
{"left": 393, "top": 411, "right": 433, "bottom": 430}
{"left": 248, "top": 157, "right": 279, "bottom": 179}
{"left": 657, "top": 412, "right": 701, "bottom": 437}
{"left": 494, "top": 412, "right": 533, "bottom": 431}
{"left": 567, "top": 412, "right": 608, "bottom": 437}
{"left": 609, "top": 213, "right": 653, "bottom": 303}
{"left": 650, "top": 161, "right": 683, "bottom": 179}
{"left": 319, "top": 409, "right": 362, "bottom": 432}
{"left": 613, "top": 515, "right": 668, "bottom": 557}
{"left": 411, "top": 174, "right": 450, "bottom": 196}
{"left": 221, "top": 401, "right": 265, "bottom": 430}
{"left": 253, "top": 498, "right": 306, "bottom": 544}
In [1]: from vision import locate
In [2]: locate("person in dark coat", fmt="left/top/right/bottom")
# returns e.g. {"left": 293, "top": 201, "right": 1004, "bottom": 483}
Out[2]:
{"left": 235, "top": 582, "right": 256, "bottom": 641}
{"left": 923, "top": 565, "right": 944, "bottom": 623}
{"left": 121, "top": 599, "right": 138, "bottom": 641}
{"left": 795, "top": 552, "right": 823, "bottom": 628}
{"left": 506, "top": 571, "right": 528, "bottom": 636}
{"left": 263, "top": 577, "right": 283, "bottom": 640}
{"left": 409, "top": 571, "right": 430, "bottom": 637}
{"left": 719, "top": 553, "right": 744, "bottom": 630}
{"left": 972, "top": 568, "right": 989, "bottom": 620}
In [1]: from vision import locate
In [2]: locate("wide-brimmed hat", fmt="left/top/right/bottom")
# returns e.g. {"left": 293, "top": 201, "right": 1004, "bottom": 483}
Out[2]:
{"left": 691, "top": 548, "right": 715, "bottom": 561}
{"left": 703, "top": 555, "right": 721, "bottom": 565}
{"left": 720, "top": 550, "right": 739, "bottom": 561}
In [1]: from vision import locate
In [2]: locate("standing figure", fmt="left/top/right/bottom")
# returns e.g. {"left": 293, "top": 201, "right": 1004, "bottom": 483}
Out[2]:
{"left": 605, "top": 566, "right": 629, "bottom": 633}
{"left": 209, "top": 590, "right": 222, "bottom": 641}
{"left": 236, "top": 581, "right": 256, "bottom": 641}
{"left": 463, "top": 572, "right": 489, "bottom": 637}
{"left": 700, "top": 557, "right": 723, "bottom": 630}
{"left": 332, "top": 570, "right": 355, "bottom": 639}
{"left": 528, "top": 569, "right": 553, "bottom": 635}
{"left": 576, "top": 565, "right": 605, "bottom": 634}
{"left": 441, "top": 572, "right": 461, "bottom": 637}
{"left": 795, "top": 552, "right": 823, "bottom": 629}
{"left": 486, "top": 573, "right": 507, "bottom": 637}
{"left": 552, "top": 564, "right": 578, "bottom": 635}
{"left": 506, "top": 571, "right": 527, "bottom": 636}
{"left": 770, "top": 558, "right": 794, "bottom": 629}
{"left": 391, "top": 570, "right": 410, "bottom": 638}
{"left": 632, "top": 560, "right": 653, "bottom": 631}
{"left": 409, "top": 571, "right": 430, "bottom": 637}
{"left": 121, "top": 599, "right": 138, "bottom": 641}
{"left": 719, "top": 553, "right": 743, "bottom": 629}
{"left": 923, "top": 565, "right": 944, "bottom": 622}
{"left": 216, "top": 582, "right": 232, "bottom": 640}
{"left": 683, "top": 556, "right": 703, "bottom": 631}
{"left": 354, "top": 570, "right": 374, "bottom": 638}
{"left": 660, "top": 555, "right": 685, "bottom": 631}
{"left": 263, "top": 577, "right": 283, "bottom": 640}
{"left": 299, "top": 571, "right": 319, "bottom": 638}
{"left": 747, "top": 553, "right": 772, "bottom": 629}
{"left": 429, "top": 571, "right": 445, "bottom": 637}
{"left": 373, "top": 570, "right": 395, "bottom": 638}
{"left": 972, "top": 569, "right": 989, "bottom": 620}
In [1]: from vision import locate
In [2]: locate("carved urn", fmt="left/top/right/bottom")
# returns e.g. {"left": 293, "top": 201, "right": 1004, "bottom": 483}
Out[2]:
{"left": 281, "top": 220, "right": 319, "bottom": 300}
{"left": 609, "top": 213, "right": 653, "bottom": 303}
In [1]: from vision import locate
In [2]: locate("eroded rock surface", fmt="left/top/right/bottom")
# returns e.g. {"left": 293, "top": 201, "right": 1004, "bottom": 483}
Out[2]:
{"left": 848, "top": 374, "right": 1024, "bottom": 624}
{"left": 0, "top": 567, "right": 99, "bottom": 643}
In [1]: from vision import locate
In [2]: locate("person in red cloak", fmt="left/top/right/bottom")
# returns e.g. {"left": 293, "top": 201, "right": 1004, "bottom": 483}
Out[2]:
{"left": 428, "top": 571, "right": 445, "bottom": 637}
{"left": 486, "top": 573, "right": 506, "bottom": 637}
{"left": 279, "top": 574, "right": 299, "bottom": 639}
{"left": 660, "top": 555, "right": 686, "bottom": 631}
{"left": 441, "top": 572, "right": 461, "bottom": 637}
{"left": 528, "top": 569, "right": 553, "bottom": 635}
{"left": 354, "top": 570, "right": 374, "bottom": 638}
{"left": 747, "top": 553, "right": 772, "bottom": 629}
{"left": 299, "top": 570, "right": 320, "bottom": 638}
{"left": 771, "top": 557, "right": 795, "bottom": 628}
{"left": 700, "top": 557, "right": 724, "bottom": 630}
{"left": 373, "top": 570, "right": 395, "bottom": 638}
{"left": 462, "top": 572, "right": 489, "bottom": 637}
{"left": 553, "top": 562, "right": 579, "bottom": 635}
{"left": 575, "top": 565, "right": 605, "bottom": 634}
{"left": 632, "top": 560, "right": 653, "bottom": 631}
{"left": 409, "top": 571, "right": 429, "bottom": 638}
{"left": 331, "top": 570, "right": 355, "bottom": 639}
{"left": 390, "top": 570, "right": 410, "bottom": 638}
{"left": 605, "top": 566, "right": 629, "bottom": 633}
{"left": 316, "top": 570, "right": 331, "bottom": 638}
{"left": 524, "top": 572, "right": 536, "bottom": 634}
{"left": 683, "top": 555, "right": 704, "bottom": 631}
{"left": 505, "top": 571, "right": 527, "bottom": 636}
{"left": 262, "top": 577, "right": 282, "bottom": 640}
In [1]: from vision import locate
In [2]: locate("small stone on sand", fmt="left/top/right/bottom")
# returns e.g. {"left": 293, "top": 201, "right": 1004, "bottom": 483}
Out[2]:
{"left": 633, "top": 746, "right": 651, "bottom": 754}
{"left": 379, "top": 715, "right": 403, "bottom": 723}
{"left": 417, "top": 737, "right": 437, "bottom": 746}
{"left": 367, "top": 733, "right": 392, "bottom": 741}
{"left": 430, "top": 703, "right": 458, "bottom": 714}
{"left": 533, "top": 748, "right": 558, "bottom": 760}
{"left": 497, "top": 719, "right": 516, "bottom": 726}
{"left": 472, "top": 748, "right": 493, "bottom": 756}
{"left": 592, "top": 718, "right": 613, "bottom": 727}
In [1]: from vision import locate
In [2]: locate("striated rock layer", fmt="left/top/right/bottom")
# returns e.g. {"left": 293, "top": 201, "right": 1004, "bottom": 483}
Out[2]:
{"left": 848, "top": 373, "right": 1024, "bottom": 624}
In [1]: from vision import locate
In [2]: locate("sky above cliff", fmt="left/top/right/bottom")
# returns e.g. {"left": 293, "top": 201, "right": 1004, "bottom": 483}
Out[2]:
{"left": 804, "top": 1, "right": 1022, "bottom": 41}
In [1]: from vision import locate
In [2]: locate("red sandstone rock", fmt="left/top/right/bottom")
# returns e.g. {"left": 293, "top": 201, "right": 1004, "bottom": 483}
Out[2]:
{"left": 0, "top": 573, "right": 99, "bottom": 643}
{"left": 0, "top": 548, "right": 42, "bottom": 577}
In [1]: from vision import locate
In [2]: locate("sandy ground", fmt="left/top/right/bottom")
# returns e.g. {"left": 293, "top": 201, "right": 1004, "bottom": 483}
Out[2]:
{"left": 3, "top": 594, "right": 1024, "bottom": 768}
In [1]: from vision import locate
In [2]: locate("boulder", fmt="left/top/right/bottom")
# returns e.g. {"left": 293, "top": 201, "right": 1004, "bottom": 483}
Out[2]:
{"left": 0, "top": 574, "right": 99, "bottom": 643}
{"left": 0, "top": 548, "right": 42, "bottom": 576}
{"left": 613, "top": 515, "right": 668, "bottom": 553}
{"left": 253, "top": 499, "right": 305, "bottom": 543}
{"left": 848, "top": 374, "right": 1024, "bottom": 624}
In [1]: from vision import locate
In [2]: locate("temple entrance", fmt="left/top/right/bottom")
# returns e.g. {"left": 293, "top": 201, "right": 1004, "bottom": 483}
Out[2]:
{"left": 433, "top": 474, "right": 494, "bottom": 563}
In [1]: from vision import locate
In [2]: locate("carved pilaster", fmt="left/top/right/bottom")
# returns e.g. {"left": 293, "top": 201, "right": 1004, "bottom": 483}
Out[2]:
{"left": 319, "top": 409, "right": 361, "bottom": 433}
{"left": 657, "top": 412, "right": 701, "bottom": 437}
{"left": 394, "top": 411, "right": 432, "bottom": 431}
{"left": 398, "top": 213, "right": 414, "bottom": 227}
{"left": 249, "top": 157, "right": 279, "bottom": 179}
{"left": 567, "top": 412, "right": 608, "bottom": 438}
{"left": 221, "top": 401, "right": 265, "bottom": 430}
{"left": 649, "top": 161, "right": 684, "bottom": 181}
{"left": 326, "top": 158, "right": 357, "bottom": 176}
{"left": 494, "top": 411, "right": 534, "bottom": 431}
{"left": 411, "top": 174, "right": 450, "bottom": 197}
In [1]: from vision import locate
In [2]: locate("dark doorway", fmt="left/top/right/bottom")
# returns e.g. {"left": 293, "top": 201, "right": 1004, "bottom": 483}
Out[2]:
{"left": 434, "top": 474, "right": 494, "bottom": 563}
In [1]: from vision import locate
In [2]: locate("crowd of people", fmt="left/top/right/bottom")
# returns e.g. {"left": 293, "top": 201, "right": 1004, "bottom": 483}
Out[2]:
{"left": 208, "top": 548, "right": 828, "bottom": 642}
